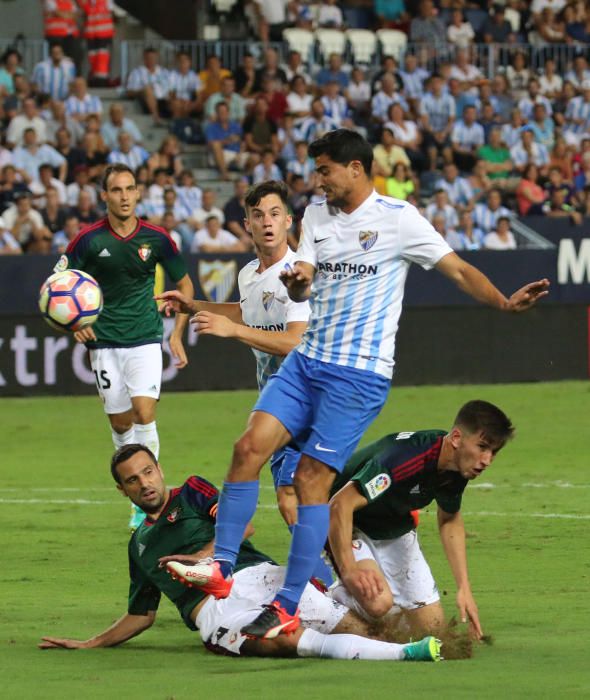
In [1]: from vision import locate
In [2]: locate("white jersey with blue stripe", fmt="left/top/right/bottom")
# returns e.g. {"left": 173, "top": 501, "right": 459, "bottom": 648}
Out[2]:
{"left": 296, "top": 191, "right": 452, "bottom": 379}
{"left": 239, "top": 248, "right": 310, "bottom": 391}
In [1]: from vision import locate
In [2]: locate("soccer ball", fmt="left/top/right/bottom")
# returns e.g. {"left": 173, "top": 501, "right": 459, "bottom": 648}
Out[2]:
{"left": 39, "top": 269, "right": 103, "bottom": 332}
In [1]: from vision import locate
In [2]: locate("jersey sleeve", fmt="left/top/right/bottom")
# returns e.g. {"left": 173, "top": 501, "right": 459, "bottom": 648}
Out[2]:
{"left": 157, "top": 231, "right": 188, "bottom": 282}
{"left": 296, "top": 207, "right": 318, "bottom": 268}
{"left": 350, "top": 456, "right": 394, "bottom": 504}
{"left": 127, "top": 541, "right": 162, "bottom": 616}
{"left": 57, "top": 226, "right": 93, "bottom": 271}
{"left": 285, "top": 296, "right": 310, "bottom": 324}
{"left": 435, "top": 477, "right": 467, "bottom": 514}
{"left": 181, "top": 476, "right": 219, "bottom": 520}
{"left": 398, "top": 204, "right": 453, "bottom": 270}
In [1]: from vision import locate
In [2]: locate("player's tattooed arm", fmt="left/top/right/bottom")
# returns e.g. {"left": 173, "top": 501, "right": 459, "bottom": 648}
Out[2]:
{"left": 39, "top": 612, "right": 156, "bottom": 650}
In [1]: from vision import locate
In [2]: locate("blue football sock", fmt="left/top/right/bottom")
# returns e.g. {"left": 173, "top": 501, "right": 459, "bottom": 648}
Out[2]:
{"left": 288, "top": 524, "right": 334, "bottom": 587}
{"left": 214, "top": 480, "right": 259, "bottom": 578}
{"left": 276, "top": 504, "right": 330, "bottom": 615}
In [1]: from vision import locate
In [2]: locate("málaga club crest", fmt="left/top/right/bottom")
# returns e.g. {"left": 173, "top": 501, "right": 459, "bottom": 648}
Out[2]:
{"left": 359, "top": 230, "right": 378, "bottom": 251}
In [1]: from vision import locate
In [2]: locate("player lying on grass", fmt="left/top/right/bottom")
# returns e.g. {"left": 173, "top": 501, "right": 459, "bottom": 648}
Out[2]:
{"left": 39, "top": 444, "right": 441, "bottom": 662}
{"left": 327, "top": 400, "right": 514, "bottom": 641}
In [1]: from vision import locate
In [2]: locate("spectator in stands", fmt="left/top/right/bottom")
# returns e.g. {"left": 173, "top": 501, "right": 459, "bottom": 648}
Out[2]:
{"left": 530, "top": 103, "right": 555, "bottom": 150}
{"left": 242, "top": 96, "right": 279, "bottom": 159}
{"left": 43, "top": 0, "right": 82, "bottom": 71}
{"left": 0, "top": 215, "right": 22, "bottom": 255}
{"left": 446, "top": 210, "right": 485, "bottom": 251}
{"left": 370, "top": 55, "right": 403, "bottom": 95}
{"left": 321, "top": 80, "right": 352, "bottom": 128}
{"left": 71, "top": 188, "right": 100, "bottom": 225}
{"left": 54, "top": 127, "right": 85, "bottom": 183}
{"left": 147, "top": 186, "right": 191, "bottom": 232}
{"left": 257, "top": 77, "right": 288, "bottom": 124}
{"left": 0, "top": 164, "right": 29, "bottom": 212}
{"left": 371, "top": 73, "right": 408, "bottom": 127}
{"left": 0, "top": 48, "right": 24, "bottom": 95}
{"left": 562, "top": 80, "right": 590, "bottom": 148}
{"left": 188, "top": 189, "right": 225, "bottom": 231}
{"left": 541, "top": 186, "right": 583, "bottom": 224}
{"left": 190, "top": 214, "right": 243, "bottom": 253}
{"left": 425, "top": 189, "right": 458, "bottom": 232}
{"left": 298, "top": 98, "right": 338, "bottom": 144}
{"left": 451, "top": 104, "right": 484, "bottom": 172}
{"left": 505, "top": 51, "right": 530, "bottom": 101}
{"left": 399, "top": 54, "right": 429, "bottom": 112}
{"left": 517, "top": 78, "right": 553, "bottom": 121}
{"left": 100, "top": 102, "right": 143, "bottom": 151}
{"left": 31, "top": 162, "right": 67, "bottom": 206}
{"left": 6, "top": 97, "right": 47, "bottom": 147}
{"left": 284, "top": 140, "right": 312, "bottom": 186}
{"left": 168, "top": 51, "right": 202, "bottom": 121}
{"left": 374, "top": 0, "right": 408, "bottom": 28}
{"left": 39, "top": 185, "right": 68, "bottom": 234}
{"left": 175, "top": 169, "right": 202, "bottom": 219}
{"left": 345, "top": 67, "right": 371, "bottom": 126}
{"left": 4, "top": 74, "right": 32, "bottom": 122}
{"left": 385, "top": 102, "right": 425, "bottom": 172}
{"left": 79, "top": 131, "right": 108, "bottom": 182}
{"left": 531, "top": 6, "right": 567, "bottom": 45}
{"left": 550, "top": 136, "right": 574, "bottom": 182}
{"left": 484, "top": 216, "right": 517, "bottom": 250}
{"left": 544, "top": 165, "right": 577, "bottom": 206}
{"left": 13, "top": 127, "right": 67, "bottom": 183}
{"left": 223, "top": 177, "right": 252, "bottom": 249}
{"left": 65, "top": 76, "right": 102, "bottom": 122}
{"left": 573, "top": 151, "right": 590, "bottom": 191}
{"left": 31, "top": 43, "right": 75, "bottom": 101}
{"left": 205, "top": 75, "right": 246, "bottom": 123}
{"left": 482, "top": 4, "right": 515, "bottom": 43}
{"left": 45, "top": 99, "right": 84, "bottom": 146}
{"left": 52, "top": 213, "right": 80, "bottom": 254}
{"left": 107, "top": 130, "right": 149, "bottom": 171}
{"left": 317, "top": 0, "right": 343, "bottom": 29}
{"left": 277, "top": 114, "right": 299, "bottom": 163}
{"left": 147, "top": 168, "right": 168, "bottom": 207}
{"left": 148, "top": 135, "right": 184, "bottom": 179}
{"left": 447, "top": 8, "right": 475, "bottom": 48}
{"left": 249, "top": 0, "right": 296, "bottom": 44}
{"left": 198, "top": 54, "right": 232, "bottom": 104}
{"left": 538, "top": 58, "right": 562, "bottom": 99}
{"left": 491, "top": 73, "right": 515, "bottom": 123}
{"left": 282, "top": 50, "right": 311, "bottom": 85}
{"left": 126, "top": 47, "right": 170, "bottom": 126}
{"left": 449, "top": 48, "right": 483, "bottom": 98}
{"left": 410, "top": 0, "right": 447, "bottom": 46}
{"left": 478, "top": 127, "right": 517, "bottom": 191}
{"left": 254, "top": 47, "right": 288, "bottom": 93}
{"left": 473, "top": 188, "right": 512, "bottom": 232}
{"left": 316, "top": 53, "right": 349, "bottom": 92}
{"left": 160, "top": 210, "right": 183, "bottom": 251}
{"left": 510, "top": 125, "right": 550, "bottom": 178}
{"left": 384, "top": 162, "right": 415, "bottom": 202}
{"left": 516, "top": 163, "right": 546, "bottom": 216}
{"left": 252, "top": 148, "right": 282, "bottom": 183}
{"left": 234, "top": 53, "right": 257, "bottom": 98}
{"left": 205, "top": 101, "right": 246, "bottom": 181}
{"left": 564, "top": 55, "right": 590, "bottom": 93}
{"left": 286, "top": 75, "right": 312, "bottom": 127}
{"left": 419, "top": 74, "right": 455, "bottom": 171}
{"left": 501, "top": 107, "right": 525, "bottom": 149}
{"left": 3, "top": 190, "right": 49, "bottom": 253}
{"left": 436, "top": 162, "right": 474, "bottom": 212}
{"left": 66, "top": 164, "right": 97, "bottom": 207}
{"left": 372, "top": 127, "right": 410, "bottom": 181}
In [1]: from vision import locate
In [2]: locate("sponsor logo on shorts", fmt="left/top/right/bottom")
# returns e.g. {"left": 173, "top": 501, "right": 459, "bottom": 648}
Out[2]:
{"left": 365, "top": 473, "right": 391, "bottom": 499}
{"left": 359, "top": 230, "right": 378, "bottom": 251}
{"left": 138, "top": 243, "right": 152, "bottom": 261}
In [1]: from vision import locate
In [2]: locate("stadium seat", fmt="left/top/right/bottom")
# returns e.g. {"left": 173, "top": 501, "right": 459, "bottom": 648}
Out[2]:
{"left": 314, "top": 28, "right": 347, "bottom": 63}
{"left": 345, "top": 29, "right": 377, "bottom": 66}
{"left": 212, "top": 0, "right": 237, "bottom": 12}
{"left": 282, "top": 28, "right": 315, "bottom": 64}
{"left": 376, "top": 29, "right": 407, "bottom": 61}
{"left": 505, "top": 7, "right": 521, "bottom": 32}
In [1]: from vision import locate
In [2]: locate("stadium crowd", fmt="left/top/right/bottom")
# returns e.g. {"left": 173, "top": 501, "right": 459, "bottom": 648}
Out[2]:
{"left": 1, "top": 0, "right": 589, "bottom": 256}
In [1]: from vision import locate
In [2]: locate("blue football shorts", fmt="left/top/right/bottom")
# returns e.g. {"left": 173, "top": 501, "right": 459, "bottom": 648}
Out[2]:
{"left": 254, "top": 351, "right": 391, "bottom": 473}
{"left": 270, "top": 444, "right": 301, "bottom": 489}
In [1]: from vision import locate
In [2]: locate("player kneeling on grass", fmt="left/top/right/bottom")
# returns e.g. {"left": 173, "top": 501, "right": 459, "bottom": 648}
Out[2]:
{"left": 328, "top": 400, "right": 514, "bottom": 641}
{"left": 39, "top": 444, "right": 440, "bottom": 662}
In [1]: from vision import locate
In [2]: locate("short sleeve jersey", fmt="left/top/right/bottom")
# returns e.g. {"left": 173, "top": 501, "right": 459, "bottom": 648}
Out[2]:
{"left": 239, "top": 248, "right": 310, "bottom": 390}
{"left": 128, "top": 476, "right": 273, "bottom": 630}
{"left": 296, "top": 192, "right": 452, "bottom": 378}
{"left": 332, "top": 430, "right": 468, "bottom": 540}
{"left": 59, "top": 217, "right": 187, "bottom": 348}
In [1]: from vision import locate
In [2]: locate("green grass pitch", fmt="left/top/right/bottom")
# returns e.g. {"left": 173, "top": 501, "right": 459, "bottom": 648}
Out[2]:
{"left": 2, "top": 382, "right": 589, "bottom": 699}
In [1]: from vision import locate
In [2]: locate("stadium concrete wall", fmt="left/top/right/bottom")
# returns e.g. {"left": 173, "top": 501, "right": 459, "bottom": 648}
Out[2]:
{"left": 1, "top": 248, "right": 589, "bottom": 396}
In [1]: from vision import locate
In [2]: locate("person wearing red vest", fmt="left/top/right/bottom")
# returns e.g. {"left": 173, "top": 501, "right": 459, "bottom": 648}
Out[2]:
{"left": 79, "top": 0, "right": 115, "bottom": 85}
{"left": 43, "top": 0, "right": 82, "bottom": 70}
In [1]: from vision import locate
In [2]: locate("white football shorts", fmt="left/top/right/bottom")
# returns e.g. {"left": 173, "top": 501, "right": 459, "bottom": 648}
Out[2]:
{"left": 89, "top": 343, "right": 162, "bottom": 415}
{"left": 196, "top": 562, "right": 348, "bottom": 656}
{"left": 330, "top": 528, "right": 440, "bottom": 616}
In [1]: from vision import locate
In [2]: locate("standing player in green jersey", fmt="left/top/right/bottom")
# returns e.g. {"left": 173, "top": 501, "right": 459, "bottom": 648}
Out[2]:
{"left": 39, "top": 444, "right": 441, "bottom": 662}
{"left": 327, "top": 400, "right": 514, "bottom": 641}
{"left": 53, "top": 163, "right": 194, "bottom": 528}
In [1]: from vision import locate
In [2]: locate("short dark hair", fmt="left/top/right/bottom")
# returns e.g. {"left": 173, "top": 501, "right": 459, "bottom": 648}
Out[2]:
{"left": 245, "top": 180, "right": 289, "bottom": 211}
{"left": 102, "top": 163, "right": 136, "bottom": 191}
{"left": 453, "top": 400, "right": 515, "bottom": 446}
{"left": 110, "top": 444, "right": 157, "bottom": 483}
{"left": 308, "top": 128, "right": 373, "bottom": 176}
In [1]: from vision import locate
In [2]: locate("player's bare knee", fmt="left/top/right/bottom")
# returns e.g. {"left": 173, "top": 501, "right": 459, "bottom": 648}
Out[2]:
{"left": 294, "top": 460, "right": 335, "bottom": 503}
{"left": 230, "top": 433, "right": 266, "bottom": 478}
{"left": 361, "top": 592, "right": 394, "bottom": 619}
{"left": 110, "top": 416, "right": 133, "bottom": 433}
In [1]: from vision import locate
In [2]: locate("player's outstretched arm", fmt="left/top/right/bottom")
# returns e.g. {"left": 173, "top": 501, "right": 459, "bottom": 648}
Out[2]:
{"left": 435, "top": 252, "right": 549, "bottom": 311}
{"left": 155, "top": 291, "right": 242, "bottom": 322}
{"left": 437, "top": 507, "right": 483, "bottom": 640}
{"left": 73, "top": 326, "right": 97, "bottom": 344}
{"left": 169, "top": 273, "right": 195, "bottom": 369}
{"left": 39, "top": 611, "right": 156, "bottom": 650}
{"left": 279, "top": 262, "right": 315, "bottom": 303}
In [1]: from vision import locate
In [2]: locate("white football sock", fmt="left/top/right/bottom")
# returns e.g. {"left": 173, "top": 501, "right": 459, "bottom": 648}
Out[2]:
{"left": 297, "top": 628, "right": 405, "bottom": 661}
{"left": 134, "top": 421, "right": 159, "bottom": 460}
{"left": 111, "top": 425, "right": 135, "bottom": 450}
